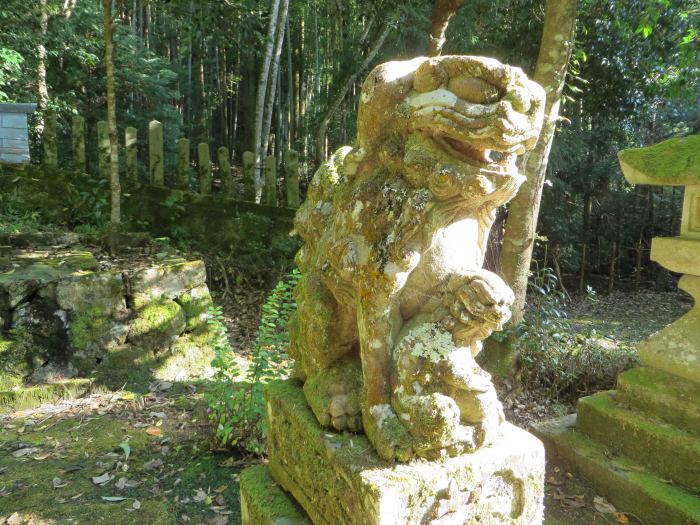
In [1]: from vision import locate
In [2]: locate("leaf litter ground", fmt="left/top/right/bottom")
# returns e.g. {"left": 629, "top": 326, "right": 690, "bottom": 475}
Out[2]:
{"left": 0, "top": 288, "right": 688, "bottom": 524}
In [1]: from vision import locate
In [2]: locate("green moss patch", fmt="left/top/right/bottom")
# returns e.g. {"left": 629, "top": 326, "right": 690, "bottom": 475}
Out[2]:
{"left": 576, "top": 391, "right": 700, "bottom": 492}
{"left": 240, "top": 464, "right": 310, "bottom": 524}
{"left": 128, "top": 299, "right": 186, "bottom": 350}
{"left": 618, "top": 135, "right": 700, "bottom": 185}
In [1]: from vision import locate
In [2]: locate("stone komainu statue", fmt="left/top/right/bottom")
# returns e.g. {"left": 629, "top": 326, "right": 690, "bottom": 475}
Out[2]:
{"left": 289, "top": 55, "right": 545, "bottom": 461}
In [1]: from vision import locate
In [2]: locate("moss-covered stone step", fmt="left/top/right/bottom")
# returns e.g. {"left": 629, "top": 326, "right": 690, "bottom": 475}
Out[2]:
{"left": 576, "top": 391, "right": 700, "bottom": 492}
{"left": 0, "top": 378, "right": 97, "bottom": 413}
{"left": 617, "top": 367, "right": 700, "bottom": 435}
{"left": 533, "top": 415, "right": 700, "bottom": 525}
{"left": 239, "top": 464, "right": 311, "bottom": 525}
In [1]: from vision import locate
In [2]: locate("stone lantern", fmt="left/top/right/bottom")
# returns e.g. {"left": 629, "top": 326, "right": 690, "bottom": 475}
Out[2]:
{"left": 535, "top": 134, "right": 700, "bottom": 525}
{"left": 0, "top": 103, "right": 37, "bottom": 164}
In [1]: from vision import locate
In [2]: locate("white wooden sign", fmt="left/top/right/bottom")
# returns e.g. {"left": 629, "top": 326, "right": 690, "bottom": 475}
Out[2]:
{"left": 0, "top": 103, "right": 36, "bottom": 164}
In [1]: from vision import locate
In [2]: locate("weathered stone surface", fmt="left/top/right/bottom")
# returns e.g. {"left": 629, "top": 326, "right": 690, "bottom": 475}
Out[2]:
{"left": 618, "top": 135, "right": 700, "bottom": 186}
{"left": 130, "top": 260, "right": 206, "bottom": 304}
{"left": 284, "top": 149, "right": 300, "bottom": 208}
{"left": 635, "top": 274, "right": 700, "bottom": 384}
{"left": 534, "top": 416, "right": 700, "bottom": 525}
{"left": 175, "top": 284, "right": 213, "bottom": 332}
{"left": 56, "top": 273, "right": 126, "bottom": 315}
{"left": 127, "top": 298, "right": 186, "bottom": 350}
{"left": 125, "top": 126, "right": 138, "bottom": 183}
{"left": 288, "top": 55, "right": 545, "bottom": 461}
{"left": 149, "top": 120, "right": 164, "bottom": 185}
{"left": 535, "top": 135, "right": 700, "bottom": 525}
{"left": 616, "top": 366, "right": 700, "bottom": 435}
{"left": 242, "top": 151, "right": 256, "bottom": 201}
{"left": 576, "top": 391, "right": 700, "bottom": 492}
{"left": 72, "top": 115, "right": 86, "bottom": 172}
{"left": 240, "top": 464, "right": 311, "bottom": 525}
{"left": 266, "top": 380, "right": 544, "bottom": 525}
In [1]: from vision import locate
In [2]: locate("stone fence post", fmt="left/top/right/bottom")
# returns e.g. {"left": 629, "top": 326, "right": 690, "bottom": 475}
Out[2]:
{"left": 97, "top": 120, "right": 109, "bottom": 179}
{"left": 198, "top": 143, "right": 212, "bottom": 195}
{"left": 218, "top": 146, "right": 234, "bottom": 198}
{"left": 71, "top": 115, "right": 86, "bottom": 172}
{"left": 177, "top": 138, "right": 190, "bottom": 189}
{"left": 149, "top": 120, "right": 164, "bottom": 185}
{"left": 242, "top": 151, "right": 255, "bottom": 202}
{"left": 43, "top": 111, "right": 58, "bottom": 167}
{"left": 125, "top": 126, "right": 138, "bottom": 183}
{"left": 284, "top": 149, "right": 300, "bottom": 208}
{"left": 263, "top": 155, "right": 277, "bottom": 207}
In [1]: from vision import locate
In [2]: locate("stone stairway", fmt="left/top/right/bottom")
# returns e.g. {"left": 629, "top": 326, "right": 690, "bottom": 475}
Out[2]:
{"left": 535, "top": 136, "right": 700, "bottom": 525}
{"left": 534, "top": 366, "right": 700, "bottom": 525}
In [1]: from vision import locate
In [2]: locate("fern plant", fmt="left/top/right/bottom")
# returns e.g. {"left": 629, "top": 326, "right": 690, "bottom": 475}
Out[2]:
{"left": 206, "top": 270, "right": 300, "bottom": 455}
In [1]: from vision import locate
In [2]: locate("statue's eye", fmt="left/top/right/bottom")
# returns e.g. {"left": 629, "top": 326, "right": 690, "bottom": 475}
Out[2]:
{"left": 447, "top": 76, "right": 500, "bottom": 104}
{"left": 414, "top": 60, "right": 448, "bottom": 93}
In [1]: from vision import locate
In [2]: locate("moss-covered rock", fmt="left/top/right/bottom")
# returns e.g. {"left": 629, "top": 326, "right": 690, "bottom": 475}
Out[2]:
{"left": 127, "top": 298, "right": 186, "bottom": 350}
{"left": 0, "top": 336, "right": 29, "bottom": 390}
{"left": 175, "top": 284, "right": 213, "bottom": 332}
{"left": 154, "top": 330, "right": 215, "bottom": 382}
{"left": 240, "top": 464, "right": 311, "bottom": 525}
{"left": 56, "top": 272, "right": 126, "bottom": 315}
{"left": 130, "top": 260, "right": 206, "bottom": 305}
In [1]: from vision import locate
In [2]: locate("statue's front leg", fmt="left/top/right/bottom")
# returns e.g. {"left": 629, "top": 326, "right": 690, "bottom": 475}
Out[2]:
{"left": 357, "top": 301, "right": 414, "bottom": 461}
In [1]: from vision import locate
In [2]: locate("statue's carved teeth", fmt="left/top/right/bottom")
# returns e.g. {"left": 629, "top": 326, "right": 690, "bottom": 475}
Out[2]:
{"left": 442, "top": 135, "right": 492, "bottom": 164}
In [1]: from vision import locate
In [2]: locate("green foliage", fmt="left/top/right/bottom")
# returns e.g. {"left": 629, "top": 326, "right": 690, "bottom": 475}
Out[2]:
{"left": 509, "top": 264, "right": 639, "bottom": 402}
{"left": 0, "top": 47, "right": 23, "bottom": 102}
{"left": 205, "top": 270, "right": 300, "bottom": 455}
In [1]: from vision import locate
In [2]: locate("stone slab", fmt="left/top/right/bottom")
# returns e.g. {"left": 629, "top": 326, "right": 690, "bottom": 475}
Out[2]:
{"left": 636, "top": 275, "right": 700, "bottom": 383}
{"left": 240, "top": 464, "right": 311, "bottom": 525}
{"left": 651, "top": 237, "right": 700, "bottom": 275}
{"left": 533, "top": 415, "right": 700, "bottom": 525}
{"left": 265, "top": 380, "right": 544, "bottom": 525}
{"left": 616, "top": 366, "right": 700, "bottom": 435}
{"left": 576, "top": 391, "right": 700, "bottom": 491}
{"left": 618, "top": 135, "right": 700, "bottom": 187}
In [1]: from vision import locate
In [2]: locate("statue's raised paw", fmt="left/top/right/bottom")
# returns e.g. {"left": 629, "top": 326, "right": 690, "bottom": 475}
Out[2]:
{"left": 364, "top": 404, "right": 414, "bottom": 462}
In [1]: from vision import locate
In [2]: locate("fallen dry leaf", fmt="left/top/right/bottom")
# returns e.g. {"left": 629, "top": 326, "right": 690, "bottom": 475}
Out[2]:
{"left": 52, "top": 477, "right": 68, "bottom": 489}
{"left": 12, "top": 447, "right": 38, "bottom": 458}
{"left": 614, "top": 512, "right": 629, "bottom": 524}
{"left": 144, "top": 459, "right": 163, "bottom": 470}
{"left": 593, "top": 496, "right": 616, "bottom": 514}
{"left": 146, "top": 427, "right": 162, "bottom": 437}
{"left": 101, "top": 496, "right": 127, "bottom": 502}
{"left": 91, "top": 472, "right": 113, "bottom": 485}
{"left": 132, "top": 500, "right": 141, "bottom": 510}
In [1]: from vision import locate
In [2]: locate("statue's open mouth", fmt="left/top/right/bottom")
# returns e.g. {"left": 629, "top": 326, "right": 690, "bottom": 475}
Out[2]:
{"left": 407, "top": 88, "right": 530, "bottom": 170}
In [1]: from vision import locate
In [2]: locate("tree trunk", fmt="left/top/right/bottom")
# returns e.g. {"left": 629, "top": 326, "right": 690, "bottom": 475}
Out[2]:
{"left": 104, "top": 0, "right": 121, "bottom": 246}
{"left": 36, "top": 0, "right": 50, "bottom": 132}
{"left": 262, "top": 0, "right": 290, "bottom": 163}
{"left": 498, "top": 0, "right": 577, "bottom": 326}
{"left": 252, "top": 0, "right": 282, "bottom": 201}
{"left": 315, "top": 20, "right": 394, "bottom": 166}
{"left": 427, "top": 0, "right": 466, "bottom": 57}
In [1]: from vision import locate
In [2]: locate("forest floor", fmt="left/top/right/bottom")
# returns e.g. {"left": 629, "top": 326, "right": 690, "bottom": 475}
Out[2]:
{"left": 0, "top": 285, "right": 690, "bottom": 525}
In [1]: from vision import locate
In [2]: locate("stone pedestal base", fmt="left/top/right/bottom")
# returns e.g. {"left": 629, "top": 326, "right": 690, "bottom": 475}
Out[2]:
{"left": 241, "top": 380, "right": 544, "bottom": 525}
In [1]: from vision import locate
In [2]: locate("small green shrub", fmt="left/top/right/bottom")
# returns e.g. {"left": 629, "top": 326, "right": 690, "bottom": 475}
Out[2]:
{"left": 506, "top": 266, "right": 639, "bottom": 402}
{"left": 205, "top": 270, "right": 300, "bottom": 455}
